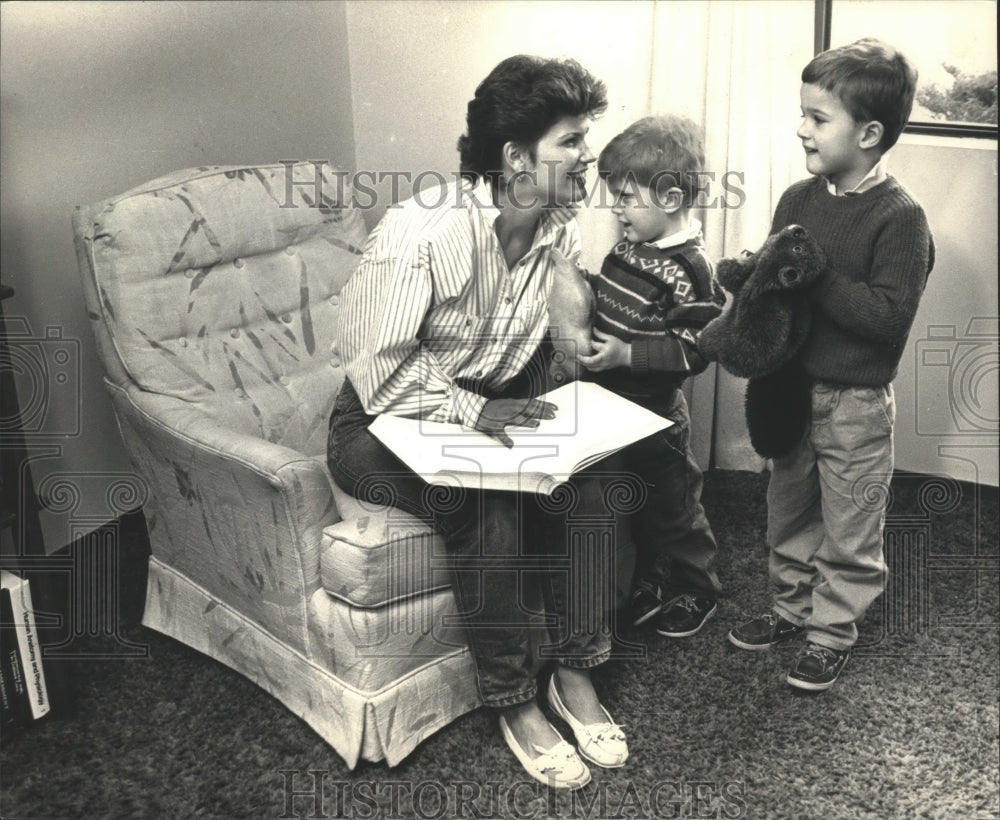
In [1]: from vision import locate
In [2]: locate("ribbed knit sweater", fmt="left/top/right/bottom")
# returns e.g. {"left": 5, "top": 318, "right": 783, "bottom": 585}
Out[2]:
{"left": 589, "top": 236, "right": 725, "bottom": 402}
{"left": 770, "top": 175, "right": 934, "bottom": 386}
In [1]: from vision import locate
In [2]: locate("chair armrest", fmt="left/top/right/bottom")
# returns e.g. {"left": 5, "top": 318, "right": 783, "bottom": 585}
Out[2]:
{"left": 106, "top": 381, "right": 338, "bottom": 652}
{"left": 124, "top": 387, "right": 329, "bottom": 481}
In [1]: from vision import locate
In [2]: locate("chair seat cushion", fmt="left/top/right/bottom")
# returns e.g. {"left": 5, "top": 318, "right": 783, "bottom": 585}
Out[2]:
{"left": 322, "top": 481, "right": 450, "bottom": 608}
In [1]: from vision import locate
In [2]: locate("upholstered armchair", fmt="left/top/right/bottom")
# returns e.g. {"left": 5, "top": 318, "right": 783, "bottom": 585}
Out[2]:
{"left": 72, "top": 162, "right": 480, "bottom": 768}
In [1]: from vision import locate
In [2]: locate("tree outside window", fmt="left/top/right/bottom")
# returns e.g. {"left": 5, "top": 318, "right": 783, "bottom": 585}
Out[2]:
{"left": 830, "top": 0, "right": 997, "bottom": 131}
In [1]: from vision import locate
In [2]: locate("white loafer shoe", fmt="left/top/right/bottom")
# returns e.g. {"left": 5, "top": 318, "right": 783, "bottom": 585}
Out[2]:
{"left": 498, "top": 715, "right": 592, "bottom": 790}
{"left": 547, "top": 680, "right": 628, "bottom": 768}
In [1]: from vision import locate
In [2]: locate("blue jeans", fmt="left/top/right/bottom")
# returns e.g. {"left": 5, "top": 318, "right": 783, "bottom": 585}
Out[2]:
{"left": 326, "top": 379, "right": 612, "bottom": 708}
{"left": 767, "top": 383, "right": 895, "bottom": 650}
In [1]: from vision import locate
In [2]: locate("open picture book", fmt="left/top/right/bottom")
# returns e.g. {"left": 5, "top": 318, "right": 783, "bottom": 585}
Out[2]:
{"left": 368, "top": 381, "right": 672, "bottom": 495}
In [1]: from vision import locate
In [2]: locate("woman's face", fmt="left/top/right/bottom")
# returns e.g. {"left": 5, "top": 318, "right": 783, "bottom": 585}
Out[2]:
{"left": 522, "top": 115, "right": 597, "bottom": 207}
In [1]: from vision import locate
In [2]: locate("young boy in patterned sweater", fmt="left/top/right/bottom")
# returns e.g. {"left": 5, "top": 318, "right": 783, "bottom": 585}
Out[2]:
{"left": 579, "top": 114, "right": 725, "bottom": 638}
{"left": 727, "top": 39, "right": 934, "bottom": 691}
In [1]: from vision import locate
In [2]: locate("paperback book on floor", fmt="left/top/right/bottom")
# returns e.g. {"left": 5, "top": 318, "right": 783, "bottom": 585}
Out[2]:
{"left": 1, "top": 570, "right": 50, "bottom": 723}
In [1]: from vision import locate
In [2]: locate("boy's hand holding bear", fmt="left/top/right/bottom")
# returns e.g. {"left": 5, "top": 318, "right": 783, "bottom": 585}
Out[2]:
{"left": 699, "top": 224, "right": 829, "bottom": 459}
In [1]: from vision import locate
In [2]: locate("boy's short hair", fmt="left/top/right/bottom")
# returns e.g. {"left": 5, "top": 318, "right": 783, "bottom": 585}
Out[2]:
{"left": 598, "top": 114, "right": 705, "bottom": 207}
{"left": 802, "top": 38, "right": 918, "bottom": 152}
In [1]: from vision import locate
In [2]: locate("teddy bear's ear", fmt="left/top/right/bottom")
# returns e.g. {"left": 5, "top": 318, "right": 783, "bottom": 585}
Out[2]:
{"left": 718, "top": 255, "right": 754, "bottom": 293}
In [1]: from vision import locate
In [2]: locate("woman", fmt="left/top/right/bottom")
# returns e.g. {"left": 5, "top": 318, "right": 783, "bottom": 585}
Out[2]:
{"left": 327, "top": 55, "right": 625, "bottom": 789}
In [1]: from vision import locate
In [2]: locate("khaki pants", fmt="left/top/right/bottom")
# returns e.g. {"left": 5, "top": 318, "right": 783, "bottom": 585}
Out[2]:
{"left": 766, "top": 383, "right": 896, "bottom": 650}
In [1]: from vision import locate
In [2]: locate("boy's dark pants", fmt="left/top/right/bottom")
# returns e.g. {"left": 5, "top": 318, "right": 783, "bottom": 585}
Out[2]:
{"left": 617, "top": 387, "right": 722, "bottom": 601}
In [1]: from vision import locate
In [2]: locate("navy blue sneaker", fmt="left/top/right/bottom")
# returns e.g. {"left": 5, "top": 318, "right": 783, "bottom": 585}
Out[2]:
{"left": 628, "top": 580, "right": 664, "bottom": 626}
{"left": 787, "top": 643, "right": 850, "bottom": 691}
{"left": 655, "top": 595, "right": 718, "bottom": 638}
{"left": 728, "top": 613, "right": 804, "bottom": 650}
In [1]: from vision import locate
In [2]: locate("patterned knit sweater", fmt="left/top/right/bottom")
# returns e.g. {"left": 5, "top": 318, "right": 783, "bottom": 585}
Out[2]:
{"left": 588, "top": 236, "right": 725, "bottom": 402}
{"left": 770, "top": 175, "right": 934, "bottom": 386}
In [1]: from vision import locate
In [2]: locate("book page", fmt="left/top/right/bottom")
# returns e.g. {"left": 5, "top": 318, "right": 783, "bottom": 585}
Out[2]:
{"left": 368, "top": 381, "right": 671, "bottom": 492}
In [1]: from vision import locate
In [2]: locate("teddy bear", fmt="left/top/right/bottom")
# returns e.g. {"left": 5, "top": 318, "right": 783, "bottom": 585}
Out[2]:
{"left": 545, "top": 248, "right": 596, "bottom": 387}
{"left": 698, "top": 224, "right": 828, "bottom": 459}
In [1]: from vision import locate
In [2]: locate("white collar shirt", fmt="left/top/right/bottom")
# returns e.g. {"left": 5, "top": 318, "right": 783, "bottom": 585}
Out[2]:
{"left": 645, "top": 218, "right": 704, "bottom": 251}
{"left": 826, "top": 157, "right": 888, "bottom": 196}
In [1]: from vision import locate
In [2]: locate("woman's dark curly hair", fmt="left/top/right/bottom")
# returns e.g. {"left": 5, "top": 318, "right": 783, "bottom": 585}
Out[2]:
{"left": 457, "top": 55, "right": 608, "bottom": 184}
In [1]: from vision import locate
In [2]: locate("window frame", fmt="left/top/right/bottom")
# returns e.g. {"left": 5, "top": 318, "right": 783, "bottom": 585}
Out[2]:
{"left": 815, "top": 0, "right": 998, "bottom": 140}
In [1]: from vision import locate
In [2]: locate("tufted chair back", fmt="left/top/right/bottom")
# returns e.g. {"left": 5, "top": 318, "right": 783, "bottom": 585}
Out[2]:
{"left": 74, "top": 162, "right": 367, "bottom": 457}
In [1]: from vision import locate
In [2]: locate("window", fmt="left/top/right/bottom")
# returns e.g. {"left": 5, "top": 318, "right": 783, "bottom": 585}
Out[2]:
{"left": 820, "top": 0, "right": 997, "bottom": 138}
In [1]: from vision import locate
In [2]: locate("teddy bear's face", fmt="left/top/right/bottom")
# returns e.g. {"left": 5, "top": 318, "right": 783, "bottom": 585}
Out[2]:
{"left": 752, "top": 224, "right": 826, "bottom": 294}
{"left": 717, "top": 224, "right": 826, "bottom": 298}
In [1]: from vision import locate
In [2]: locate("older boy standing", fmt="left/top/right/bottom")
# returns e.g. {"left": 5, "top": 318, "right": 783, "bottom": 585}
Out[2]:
{"left": 727, "top": 39, "right": 934, "bottom": 691}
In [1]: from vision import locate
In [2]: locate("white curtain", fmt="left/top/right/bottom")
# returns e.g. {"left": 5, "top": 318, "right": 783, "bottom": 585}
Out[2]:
{"left": 647, "top": 0, "right": 816, "bottom": 470}
{"left": 459, "top": 0, "right": 818, "bottom": 471}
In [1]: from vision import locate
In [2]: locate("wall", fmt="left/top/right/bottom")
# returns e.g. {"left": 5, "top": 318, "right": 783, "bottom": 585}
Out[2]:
{"left": 0, "top": 1, "right": 357, "bottom": 552}
{"left": 889, "top": 136, "right": 998, "bottom": 487}
{"left": 344, "top": 0, "right": 656, "bottom": 264}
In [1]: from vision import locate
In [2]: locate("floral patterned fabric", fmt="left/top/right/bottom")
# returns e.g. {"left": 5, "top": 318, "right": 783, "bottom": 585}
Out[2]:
{"left": 73, "top": 163, "right": 480, "bottom": 768}
{"left": 85, "top": 163, "right": 366, "bottom": 455}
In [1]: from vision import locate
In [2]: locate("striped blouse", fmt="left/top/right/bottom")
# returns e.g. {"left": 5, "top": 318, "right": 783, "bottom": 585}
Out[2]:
{"left": 337, "top": 178, "right": 581, "bottom": 427}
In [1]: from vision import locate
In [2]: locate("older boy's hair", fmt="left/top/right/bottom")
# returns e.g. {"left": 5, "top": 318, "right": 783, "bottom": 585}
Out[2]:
{"left": 803, "top": 38, "right": 918, "bottom": 151}
{"left": 598, "top": 114, "right": 705, "bottom": 207}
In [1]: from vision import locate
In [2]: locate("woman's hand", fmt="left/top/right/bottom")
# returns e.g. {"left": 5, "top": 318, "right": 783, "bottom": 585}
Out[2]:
{"left": 476, "top": 398, "right": 558, "bottom": 448}
{"left": 578, "top": 328, "right": 631, "bottom": 372}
